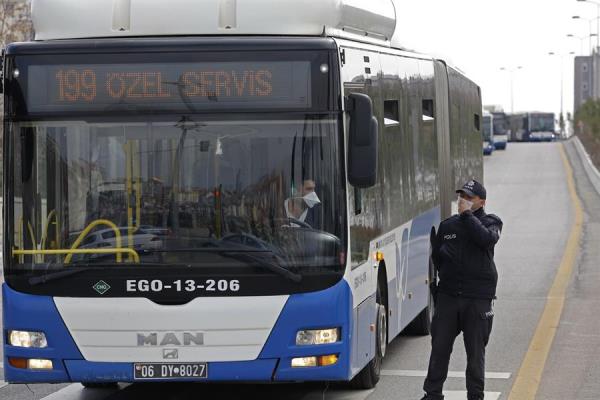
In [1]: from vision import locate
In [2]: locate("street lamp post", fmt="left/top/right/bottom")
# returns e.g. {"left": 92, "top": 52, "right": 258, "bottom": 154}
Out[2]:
{"left": 548, "top": 51, "right": 576, "bottom": 137}
{"left": 499, "top": 66, "right": 523, "bottom": 114}
{"left": 567, "top": 33, "right": 597, "bottom": 54}
{"left": 572, "top": 15, "right": 598, "bottom": 53}
{"left": 577, "top": 0, "right": 600, "bottom": 51}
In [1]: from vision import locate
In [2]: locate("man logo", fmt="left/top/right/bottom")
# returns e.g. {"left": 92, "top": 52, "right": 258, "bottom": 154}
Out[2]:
{"left": 163, "top": 349, "right": 179, "bottom": 360}
{"left": 137, "top": 332, "right": 204, "bottom": 347}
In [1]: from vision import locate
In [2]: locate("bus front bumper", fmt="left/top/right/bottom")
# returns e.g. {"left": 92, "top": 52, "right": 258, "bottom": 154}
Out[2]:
{"left": 2, "top": 281, "right": 353, "bottom": 383}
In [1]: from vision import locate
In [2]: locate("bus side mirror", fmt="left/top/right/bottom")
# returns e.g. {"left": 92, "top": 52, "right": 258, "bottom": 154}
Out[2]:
{"left": 347, "top": 93, "right": 378, "bottom": 188}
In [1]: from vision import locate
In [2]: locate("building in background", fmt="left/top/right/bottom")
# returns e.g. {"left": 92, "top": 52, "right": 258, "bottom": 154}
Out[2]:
{"left": 574, "top": 55, "right": 594, "bottom": 113}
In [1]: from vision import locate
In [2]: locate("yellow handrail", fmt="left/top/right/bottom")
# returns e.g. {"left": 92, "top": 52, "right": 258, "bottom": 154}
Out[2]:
{"left": 16, "top": 218, "right": 39, "bottom": 263}
{"left": 13, "top": 248, "right": 140, "bottom": 263}
{"left": 65, "top": 219, "right": 123, "bottom": 264}
{"left": 125, "top": 141, "right": 133, "bottom": 254}
{"left": 41, "top": 209, "right": 58, "bottom": 251}
{"left": 27, "top": 222, "right": 37, "bottom": 252}
{"left": 16, "top": 218, "right": 23, "bottom": 263}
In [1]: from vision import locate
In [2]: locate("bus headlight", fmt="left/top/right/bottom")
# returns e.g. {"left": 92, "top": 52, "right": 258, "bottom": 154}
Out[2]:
{"left": 8, "top": 357, "right": 53, "bottom": 370}
{"left": 291, "top": 354, "right": 339, "bottom": 368}
{"left": 28, "top": 359, "right": 54, "bottom": 370}
{"left": 296, "top": 328, "right": 340, "bottom": 345}
{"left": 8, "top": 330, "right": 48, "bottom": 348}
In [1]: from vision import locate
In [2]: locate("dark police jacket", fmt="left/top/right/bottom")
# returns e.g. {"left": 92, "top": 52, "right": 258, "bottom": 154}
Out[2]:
{"left": 432, "top": 208, "right": 503, "bottom": 300}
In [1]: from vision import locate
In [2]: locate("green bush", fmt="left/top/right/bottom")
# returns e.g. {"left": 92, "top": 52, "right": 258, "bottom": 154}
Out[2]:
{"left": 576, "top": 99, "right": 600, "bottom": 140}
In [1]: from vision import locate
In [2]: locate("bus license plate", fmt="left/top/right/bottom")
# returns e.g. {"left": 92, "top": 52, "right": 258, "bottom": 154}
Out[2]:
{"left": 134, "top": 363, "right": 207, "bottom": 380}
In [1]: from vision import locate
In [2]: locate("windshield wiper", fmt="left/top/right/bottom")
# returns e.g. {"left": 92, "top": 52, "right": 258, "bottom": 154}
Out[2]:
{"left": 27, "top": 262, "right": 192, "bottom": 285}
{"left": 144, "top": 248, "right": 274, "bottom": 253}
{"left": 220, "top": 251, "right": 302, "bottom": 283}
{"left": 144, "top": 247, "right": 302, "bottom": 283}
{"left": 29, "top": 267, "right": 90, "bottom": 285}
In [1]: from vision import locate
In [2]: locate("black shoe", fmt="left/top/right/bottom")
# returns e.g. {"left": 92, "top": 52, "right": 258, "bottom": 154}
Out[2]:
{"left": 420, "top": 395, "right": 444, "bottom": 400}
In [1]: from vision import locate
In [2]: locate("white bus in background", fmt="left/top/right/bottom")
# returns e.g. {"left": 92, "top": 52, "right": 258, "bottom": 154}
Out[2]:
{"left": 490, "top": 111, "right": 509, "bottom": 150}
{"left": 482, "top": 111, "right": 495, "bottom": 155}
{"left": 2, "top": 0, "right": 483, "bottom": 389}
{"left": 511, "top": 112, "right": 557, "bottom": 142}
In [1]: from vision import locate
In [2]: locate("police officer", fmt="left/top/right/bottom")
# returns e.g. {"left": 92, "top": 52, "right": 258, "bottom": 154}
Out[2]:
{"left": 420, "top": 180, "right": 503, "bottom": 400}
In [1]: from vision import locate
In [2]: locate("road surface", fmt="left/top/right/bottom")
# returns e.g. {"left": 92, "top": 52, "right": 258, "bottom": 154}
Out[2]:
{"left": 1, "top": 140, "right": 598, "bottom": 400}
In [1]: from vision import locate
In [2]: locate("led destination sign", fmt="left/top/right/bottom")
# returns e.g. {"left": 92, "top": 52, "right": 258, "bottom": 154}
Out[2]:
{"left": 28, "top": 61, "right": 312, "bottom": 113}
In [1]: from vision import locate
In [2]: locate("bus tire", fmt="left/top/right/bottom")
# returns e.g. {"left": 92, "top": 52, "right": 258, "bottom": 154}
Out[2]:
{"left": 82, "top": 382, "right": 118, "bottom": 389}
{"left": 350, "top": 278, "right": 387, "bottom": 389}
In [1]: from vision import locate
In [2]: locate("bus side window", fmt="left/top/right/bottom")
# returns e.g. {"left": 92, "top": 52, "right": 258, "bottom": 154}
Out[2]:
{"left": 384, "top": 100, "right": 400, "bottom": 126}
{"left": 422, "top": 99, "right": 434, "bottom": 120}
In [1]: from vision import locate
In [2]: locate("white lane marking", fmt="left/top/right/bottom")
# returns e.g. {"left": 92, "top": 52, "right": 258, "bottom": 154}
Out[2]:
{"left": 381, "top": 369, "right": 511, "bottom": 379}
{"left": 39, "top": 383, "right": 119, "bottom": 400}
{"left": 444, "top": 391, "right": 501, "bottom": 400}
{"left": 0, "top": 380, "right": 8, "bottom": 389}
{"left": 40, "top": 385, "right": 373, "bottom": 400}
{"left": 301, "top": 388, "right": 375, "bottom": 400}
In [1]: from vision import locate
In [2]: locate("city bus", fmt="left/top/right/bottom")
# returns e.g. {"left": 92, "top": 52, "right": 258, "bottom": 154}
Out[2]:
{"left": 2, "top": 0, "right": 483, "bottom": 389}
{"left": 490, "top": 111, "right": 509, "bottom": 150}
{"left": 510, "top": 112, "right": 556, "bottom": 142}
{"left": 482, "top": 112, "right": 495, "bottom": 155}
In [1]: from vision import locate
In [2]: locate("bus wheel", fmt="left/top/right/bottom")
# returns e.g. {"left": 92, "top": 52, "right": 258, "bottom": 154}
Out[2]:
{"left": 351, "top": 278, "right": 386, "bottom": 389}
{"left": 82, "top": 382, "right": 118, "bottom": 389}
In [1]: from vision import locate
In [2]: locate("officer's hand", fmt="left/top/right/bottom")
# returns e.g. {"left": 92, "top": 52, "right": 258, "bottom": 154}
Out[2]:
{"left": 458, "top": 197, "right": 472, "bottom": 214}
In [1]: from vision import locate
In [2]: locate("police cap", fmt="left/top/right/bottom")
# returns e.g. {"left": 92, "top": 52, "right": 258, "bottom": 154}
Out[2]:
{"left": 456, "top": 179, "right": 487, "bottom": 199}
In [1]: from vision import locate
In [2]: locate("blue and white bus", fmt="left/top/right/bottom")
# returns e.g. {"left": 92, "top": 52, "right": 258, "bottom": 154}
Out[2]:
{"left": 482, "top": 112, "right": 495, "bottom": 155}
{"left": 2, "top": 0, "right": 483, "bottom": 389}
{"left": 510, "top": 112, "right": 556, "bottom": 142}
{"left": 490, "top": 111, "right": 509, "bottom": 150}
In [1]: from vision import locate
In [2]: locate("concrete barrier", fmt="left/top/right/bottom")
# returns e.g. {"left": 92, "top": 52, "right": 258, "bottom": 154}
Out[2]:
{"left": 572, "top": 136, "right": 600, "bottom": 196}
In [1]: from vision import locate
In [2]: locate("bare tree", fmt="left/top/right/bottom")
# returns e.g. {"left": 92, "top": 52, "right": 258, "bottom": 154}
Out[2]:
{"left": 0, "top": 0, "right": 33, "bottom": 47}
{"left": 1, "top": 1, "right": 33, "bottom": 189}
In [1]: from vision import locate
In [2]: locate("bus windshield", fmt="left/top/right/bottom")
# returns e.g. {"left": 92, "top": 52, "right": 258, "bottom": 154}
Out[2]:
{"left": 492, "top": 113, "right": 508, "bottom": 135}
{"left": 7, "top": 115, "right": 346, "bottom": 293}
{"left": 530, "top": 115, "right": 555, "bottom": 132}
{"left": 3, "top": 45, "right": 346, "bottom": 297}
{"left": 482, "top": 116, "right": 492, "bottom": 139}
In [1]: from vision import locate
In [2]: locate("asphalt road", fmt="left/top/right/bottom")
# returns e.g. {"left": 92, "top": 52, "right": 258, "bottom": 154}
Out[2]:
{"left": 1, "top": 141, "right": 597, "bottom": 400}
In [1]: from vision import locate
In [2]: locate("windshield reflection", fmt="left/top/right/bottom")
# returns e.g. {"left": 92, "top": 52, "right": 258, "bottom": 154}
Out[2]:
{"left": 10, "top": 116, "right": 345, "bottom": 273}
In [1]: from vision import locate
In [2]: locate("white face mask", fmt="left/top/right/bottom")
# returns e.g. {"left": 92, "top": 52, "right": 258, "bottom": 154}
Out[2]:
{"left": 303, "top": 191, "right": 321, "bottom": 208}
{"left": 458, "top": 196, "right": 473, "bottom": 211}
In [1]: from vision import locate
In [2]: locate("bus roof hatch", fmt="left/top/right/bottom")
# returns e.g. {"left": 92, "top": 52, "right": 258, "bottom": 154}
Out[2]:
{"left": 32, "top": 0, "right": 397, "bottom": 44}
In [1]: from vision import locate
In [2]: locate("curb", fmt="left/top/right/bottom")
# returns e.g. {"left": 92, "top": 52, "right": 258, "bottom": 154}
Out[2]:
{"left": 570, "top": 136, "right": 600, "bottom": 197}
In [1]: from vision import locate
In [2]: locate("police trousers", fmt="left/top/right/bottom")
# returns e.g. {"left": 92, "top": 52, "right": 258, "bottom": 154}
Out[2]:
{"left": 423, "top": 293, "right": 494, "bottom": 400}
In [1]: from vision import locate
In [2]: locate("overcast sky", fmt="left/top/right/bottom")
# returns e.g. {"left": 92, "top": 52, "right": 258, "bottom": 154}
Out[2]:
{"left": 393, "top": 0, "right": 591, "bottom": 117}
